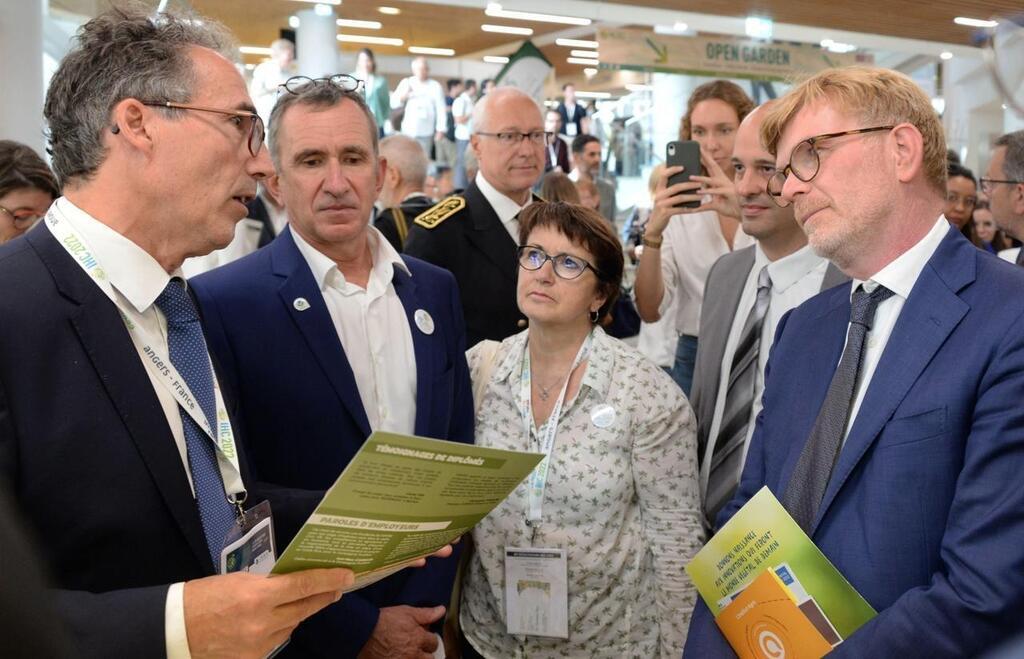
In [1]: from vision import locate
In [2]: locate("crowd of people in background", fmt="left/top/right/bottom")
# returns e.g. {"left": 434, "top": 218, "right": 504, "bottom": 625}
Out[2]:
{"left": 4, "top": 6, "right": 1024, "bottom": 659}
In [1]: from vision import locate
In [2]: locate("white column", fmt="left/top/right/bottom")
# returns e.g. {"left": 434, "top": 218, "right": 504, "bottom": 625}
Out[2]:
{"left": 650, "top": 73, "right": 699, "bottom": 155}
{"left": 0, "top": 0, "right": 46, "bottom": 153}
{"left": 295, "top": 6, "right": 339, "bottom": 78}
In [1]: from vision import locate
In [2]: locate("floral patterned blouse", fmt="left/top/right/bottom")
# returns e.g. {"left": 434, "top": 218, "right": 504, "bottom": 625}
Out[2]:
{"left": 461, "top": 328, "right": 705, "bottom": 659}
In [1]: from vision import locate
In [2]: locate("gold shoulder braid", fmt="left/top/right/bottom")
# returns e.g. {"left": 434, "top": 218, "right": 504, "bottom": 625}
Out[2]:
{"left": 391, "top": 207, "right": 408, "bottom": 246}
{"left": 414, "top": 196, "right": 466, "bottom": 229}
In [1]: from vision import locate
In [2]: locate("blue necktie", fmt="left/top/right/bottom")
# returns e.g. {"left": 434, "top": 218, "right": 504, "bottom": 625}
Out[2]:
{"left": 155, "top": 278, "right": 237, "bottom": 568}
{"left": 781, "top": 283, "right": 895, "bottom": 533}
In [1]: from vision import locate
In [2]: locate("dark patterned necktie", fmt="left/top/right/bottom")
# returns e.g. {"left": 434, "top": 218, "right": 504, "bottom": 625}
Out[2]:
{"left": 781, "top": 283, "right": 895, "bottom": 533}
{"left": 155, "top": 278, "right": 237, "bottom": 567}
{"left": 705, "top": 266, "right": 772, "bottom": 521}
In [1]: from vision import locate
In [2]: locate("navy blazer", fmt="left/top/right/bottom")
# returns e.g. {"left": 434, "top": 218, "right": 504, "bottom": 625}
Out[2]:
{"left": 0, "top": 223, "right": 318, "bottom": 656}
{"left": 684, "top": 227, "right": 1024, "bottom": 657}
{"left": 191, "top": 227, "right": 474, "bottom": 657}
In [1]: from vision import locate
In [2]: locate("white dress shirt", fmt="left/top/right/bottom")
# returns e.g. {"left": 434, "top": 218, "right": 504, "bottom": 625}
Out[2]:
{"left": 842, "top": 216, "right": 949, "bottom": 443}
{"left": 700, "top": 244, "right": 828, "bottom": 496}
{"left": 475, "top": 171, "right": 529, "bottom": 243}
{"left": 452, "top": 91, "right": 474, "bottom": 141}
{"left": 658, "top": 210, "right": 755, "bottom": 336}
{"left": 391, "top": 76, "right": 447, "bottom": 138}
{"left": 291, "top": 225, "right": 417, "bottom": 434}
{"left": 50, "top": 198, "right": 210, "bottom": 659}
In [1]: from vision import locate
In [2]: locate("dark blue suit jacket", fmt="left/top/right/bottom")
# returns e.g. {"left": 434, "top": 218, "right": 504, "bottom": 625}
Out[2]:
{"left": 0, "top": 222, "right": 318, "bottom": 657}
{"left": 191, "top": 227, "right": 474, "bottom": 657}
{"left": 684, "top": 227, "right": 1024, "bottom": 657}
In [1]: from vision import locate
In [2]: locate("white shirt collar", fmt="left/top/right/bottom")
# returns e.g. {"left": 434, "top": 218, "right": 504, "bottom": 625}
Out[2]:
{"left": 852, "top": 215, "right": 949, "bottom": 300}
{"left": 52, "top": 197, "right": 178, "bottom": 313}
{"left": 754, "top": 242, "right": 826, "bottom": 294}
{"left": 291, "top": 223, "right": 410, "bottom": 293}
{"left": 475, "top": 171, "right": 528, "bottom": 226}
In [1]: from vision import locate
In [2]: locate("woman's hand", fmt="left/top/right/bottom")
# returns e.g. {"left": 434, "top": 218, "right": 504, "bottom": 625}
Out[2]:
{"left": 647, "top": 166, "right": 702, "bottom": 238}
{"left": 686, "top": 149, "right": 741, "bottom": 221}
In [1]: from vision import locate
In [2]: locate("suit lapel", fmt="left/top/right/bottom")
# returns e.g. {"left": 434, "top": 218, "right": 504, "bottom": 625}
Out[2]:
{"left": 695, "top": 248, "right": 755, "bottom": 446}
{"left": 463, "top": 182, "right": 518, "bottom": 283}
{"left": 776, "top": 288, "right": 850, "bottom": 492}
{"left": 811, "top": 231, "right": 973, "bottom": 533}
{"left": 392, "top": 266, "right": 443, "bottom": 437}
{"left": 29, "top": 227, "right": 214, "bottom": 571}
{"left": 271, "top": 228, "right": 372, "bottom": 437}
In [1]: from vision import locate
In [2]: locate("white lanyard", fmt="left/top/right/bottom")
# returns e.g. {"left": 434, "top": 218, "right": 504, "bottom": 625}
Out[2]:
{"left": 518, "top": 329, "right": 593, "bottom": 523}
{"left": 46, "top": 207, "right": 247, "bottom": 508}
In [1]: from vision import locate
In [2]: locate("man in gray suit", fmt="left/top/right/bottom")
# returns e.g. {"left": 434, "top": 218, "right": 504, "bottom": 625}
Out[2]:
{"left": 691, "top": 103, "right": 847, "bottom": 529}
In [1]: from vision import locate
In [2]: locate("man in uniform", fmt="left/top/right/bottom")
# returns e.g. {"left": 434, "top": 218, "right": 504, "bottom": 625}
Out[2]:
{"left": 404, "top": 86, "right": 545, "bottom": 346}
{"left": 374, "top": 134, "right": 435, "bottom": 251}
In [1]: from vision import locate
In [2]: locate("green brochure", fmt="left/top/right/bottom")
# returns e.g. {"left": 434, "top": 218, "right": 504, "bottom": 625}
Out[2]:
{"left": 686, "top": 487, "right": 876, "bottom": 643}
{"left": 272, "top": 432, "right": 543, "bottom": 591}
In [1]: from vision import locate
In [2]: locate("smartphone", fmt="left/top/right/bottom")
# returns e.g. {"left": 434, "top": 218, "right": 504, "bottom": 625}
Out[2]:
{"left": 666, "top": 140, "right": 701, "bottom": 209}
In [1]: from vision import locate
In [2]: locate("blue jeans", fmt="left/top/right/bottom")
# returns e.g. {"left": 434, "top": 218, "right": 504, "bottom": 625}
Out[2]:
{"left": 671, "top": 334, "right": 699, "bottom": 397}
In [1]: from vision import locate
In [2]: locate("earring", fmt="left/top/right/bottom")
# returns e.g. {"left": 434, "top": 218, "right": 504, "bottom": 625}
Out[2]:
{"left": 110, "top": 125, "right": 120, "bottom": 134}
{"left": 590, "top": 309, "right": 599, "bottom": 323}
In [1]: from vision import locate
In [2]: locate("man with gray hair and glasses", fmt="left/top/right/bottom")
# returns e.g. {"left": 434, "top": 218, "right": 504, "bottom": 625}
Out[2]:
{"left": 191, "top": 75, "right": 472, "bottom": 659}
{"left": 0, "top": 6, "right": 433, "bottom": 657}
{"left": 404, "top": 86, "right": 545, "bottom": 345}
{"left": 982, "top": 130, "right": 1024, "bottom": 264}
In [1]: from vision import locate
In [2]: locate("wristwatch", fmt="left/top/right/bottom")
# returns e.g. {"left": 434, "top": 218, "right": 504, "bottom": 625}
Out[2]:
{"left": 642, "top": 234, "right": 663, "bottom": 249}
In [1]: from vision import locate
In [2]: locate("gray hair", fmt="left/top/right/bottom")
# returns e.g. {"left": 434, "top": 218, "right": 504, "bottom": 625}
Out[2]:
{"left": 380, "top": 134, "right": 428, "bottom": 187}
{"left": 995, "top": 130, "right": 1024, "bottom": 182}
{"left": 43, "top": 4, "right": 234, "bottom": 186}
{"left": 268, "top": 83, "right": 379, "bottom": 170}
{"left": 471, "top": 86, "right": 543, "bottom": 134}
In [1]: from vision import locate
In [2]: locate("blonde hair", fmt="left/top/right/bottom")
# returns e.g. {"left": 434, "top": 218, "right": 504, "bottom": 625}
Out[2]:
{"left": 647, "top": 163, "right": 665, "bottom": 196}
{"left": 760, "top": 66, "right": 947, "bottom": 194}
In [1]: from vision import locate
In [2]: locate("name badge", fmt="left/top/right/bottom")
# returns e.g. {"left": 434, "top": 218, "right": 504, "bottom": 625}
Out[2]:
{"left": 220, "top": 500, "right": 276, "bottom": 575}
{"left": 504, "top": 547, "right": 569, "bottom": 638}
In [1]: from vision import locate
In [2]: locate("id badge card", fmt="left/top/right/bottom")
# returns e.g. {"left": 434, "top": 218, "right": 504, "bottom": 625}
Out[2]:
{"left": 566, "top": 123, "right": 578, "bottom": 137}
{"left": 504, "top": 547, "right": 568, "bottom": 638}
{"left": 220, "top": 500, "right": 276, "bottom": 575}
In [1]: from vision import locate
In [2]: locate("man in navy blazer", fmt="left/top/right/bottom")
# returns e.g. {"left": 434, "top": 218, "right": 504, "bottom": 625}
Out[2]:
{"left": 192, "top": 80, "right": 472, "bottom": 658}
{"left": 0, "top": 7, "right": 358, "bottom": 657}
{"left": 684, "top": 67, "right": 1024, "bottom": 656}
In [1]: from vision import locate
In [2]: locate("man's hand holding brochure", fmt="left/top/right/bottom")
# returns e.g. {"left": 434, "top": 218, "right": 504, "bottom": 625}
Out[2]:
{"left": 272, "top": 431, "right": 544, "bottom": 591}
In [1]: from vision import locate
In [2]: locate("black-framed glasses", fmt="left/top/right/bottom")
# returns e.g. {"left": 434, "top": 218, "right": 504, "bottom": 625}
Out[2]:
{"left": 140, "top": 101, "right": 265, "bottom": 157}
{"left": 517, "top": 245, "right": 600, "bottom": 280}
{"left": 477, "top": 131, "right": 552, "bottom": 146}
{"left": 767, "top": 125, "right": 895, "bottom": 207}
{"left": 980, "top": 177, "right": 1024, "bottom": 194}
{"left": 0, "top": 205, "right": 45, "bottom": 227}
{"left": 280, "top": 74, "right": 362, "bottom": 95}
